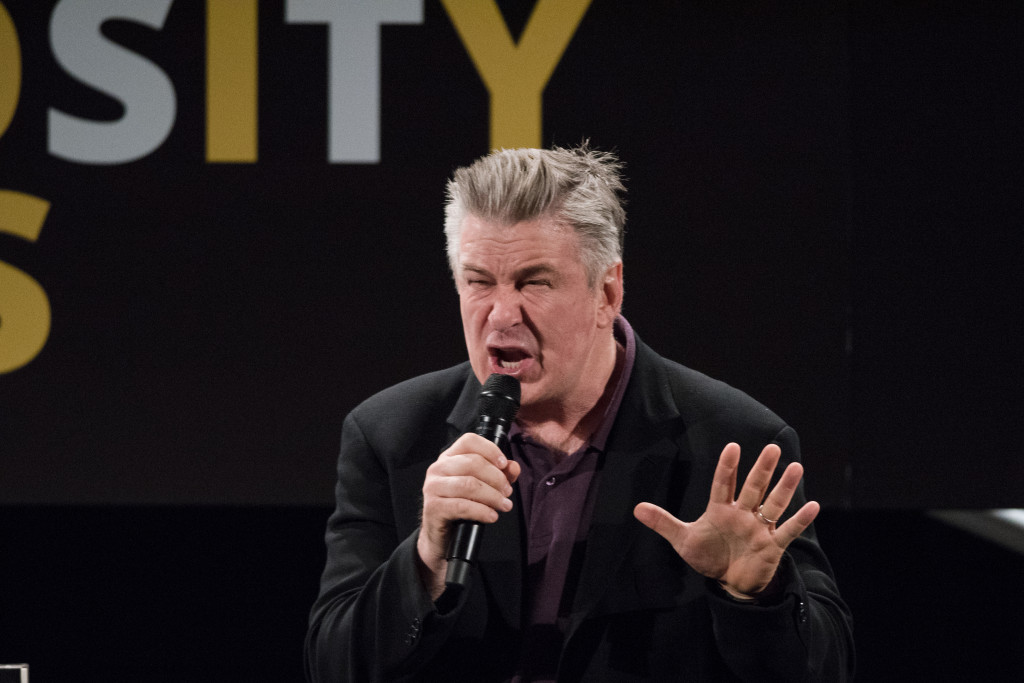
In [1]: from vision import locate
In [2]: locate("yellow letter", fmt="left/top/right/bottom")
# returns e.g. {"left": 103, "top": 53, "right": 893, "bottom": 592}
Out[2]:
{"left": 0, "top": 1, "right": 21, "bottom": 138}
{"left": 441, "top": 0, "right": 591, "bottom": 150}
{"left": 0, "top": 191, "right": 52, "bottom": 374}
{"left": 207, "top": 0, "right": 258, "bottom": 162}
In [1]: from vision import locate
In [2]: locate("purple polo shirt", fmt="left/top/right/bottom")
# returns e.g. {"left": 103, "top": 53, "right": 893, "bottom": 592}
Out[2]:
{"left": 509, "top": 316, "right": 636, "bottom": 682}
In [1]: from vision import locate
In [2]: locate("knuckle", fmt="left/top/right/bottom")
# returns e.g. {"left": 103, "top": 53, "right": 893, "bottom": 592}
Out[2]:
{"left": 453, "top": 474, "right": 483, "bottom": 496}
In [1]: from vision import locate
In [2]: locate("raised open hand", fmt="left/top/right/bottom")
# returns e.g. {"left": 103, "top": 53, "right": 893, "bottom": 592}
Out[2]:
{"left": 634, "top": 442, "right": 820, "bottom": 599}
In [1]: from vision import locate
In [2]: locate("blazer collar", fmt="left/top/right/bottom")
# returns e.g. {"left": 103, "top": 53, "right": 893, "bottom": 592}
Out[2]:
{"left": 445, "top": 368, "right": 484, "bottom": 435}
{"left": 566, "top": 337, "right": 685, "bottom": 630}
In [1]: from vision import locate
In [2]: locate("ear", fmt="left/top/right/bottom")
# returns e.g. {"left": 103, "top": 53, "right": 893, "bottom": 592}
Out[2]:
{"left": 596, "top": 262, "right": 624, "bottom": 328}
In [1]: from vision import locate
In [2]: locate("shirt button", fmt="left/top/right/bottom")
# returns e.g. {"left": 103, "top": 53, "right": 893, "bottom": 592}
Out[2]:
{"left": 545, "top": 476, "right": 556, "bottom": 486}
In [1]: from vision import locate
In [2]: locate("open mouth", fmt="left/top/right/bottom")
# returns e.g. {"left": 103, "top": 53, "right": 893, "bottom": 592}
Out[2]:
{"left": 491, "top": 347, "right": 531, "bottom": 372}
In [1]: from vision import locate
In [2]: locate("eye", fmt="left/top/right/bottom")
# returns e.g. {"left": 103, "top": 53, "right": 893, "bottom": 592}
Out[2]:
{"left": 523, "top": 279, "right": 552, "bottom": 288}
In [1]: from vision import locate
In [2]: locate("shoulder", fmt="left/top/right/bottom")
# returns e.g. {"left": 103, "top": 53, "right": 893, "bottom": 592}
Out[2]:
{"left": 634, "top": 338, "right": 787, "bottom": 435}
{"left": 346, "top": 362, "right": 474, "bottom": 442}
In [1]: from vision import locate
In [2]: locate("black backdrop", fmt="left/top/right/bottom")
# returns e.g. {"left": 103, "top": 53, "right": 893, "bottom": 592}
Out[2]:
{"left": 1, "top": 1, "right": 1021, "bottom": 508}
{"left": 1, "top": 3, "right": 1023, "bottom": 682}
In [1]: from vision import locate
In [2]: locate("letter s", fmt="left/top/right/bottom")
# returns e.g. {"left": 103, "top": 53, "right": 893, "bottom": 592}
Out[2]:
{"left": 0, "top": 191, "right": 51, "bottom": 374}
{"left": 47, "top": 0, "right": 176, "bottom": 164}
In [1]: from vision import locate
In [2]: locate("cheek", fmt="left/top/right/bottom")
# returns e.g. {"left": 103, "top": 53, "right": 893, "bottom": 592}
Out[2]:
{"left": 459, "top": 295, "right": 485, "bottom": 324}
{"left": 460, "top": 301, "right": 492, "bottom": 358}
{"left": 556, "top": 296, "right": 597, "bottom": 327}
{"left": 540, "top": 305, "right": 593, "bottom": 354}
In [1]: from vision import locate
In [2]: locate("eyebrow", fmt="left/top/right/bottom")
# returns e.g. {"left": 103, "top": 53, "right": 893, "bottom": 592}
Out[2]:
{"left": 516, "top": 264, "right": 557, "bottom": 280}
{"left": 460, "top": 263, "right": 557, "bottom": 280}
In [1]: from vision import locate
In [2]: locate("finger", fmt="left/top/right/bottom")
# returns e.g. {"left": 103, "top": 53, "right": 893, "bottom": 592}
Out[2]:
{"left": 430, "top": 457, "right": 513, "bottom": 502}
{"left": 633, "top": 502, "right": 688, "bottom": 545}
{"left": 735, "top": 444, "right": 782, "bottom": 510}
{"left": 504, "top": 459, "right": 521, "bottom": 485}
{"left": 448, "top": 432, "right": 509, "bottom": 469}
{"left": 424, "top": 447, "right": 515, "bottom": 525}
{"left": 444, "top": 473, "right": 514, "bottom": 510}
{"left": 773, "top": 500, "right": 820, "bottom": 548}
{"left": 437, "top": 446, "right": 515, "bottom": 497}
{"left": 447, "top": 433, "right": 519, "bottom": 492}
{"left": 758, "top": 461, "right": 805, "bottom": 523}
{"left": 423, "top": 490, "right": 505, "bottom": 525}
{"left": 709, "top": 443, "right": 741, "bottom": 504}
{"left": 422, "top": 467, "right": 514, "bottom": 528}
{"left": 425, "top": 460, "right": 514, "bottom": 511}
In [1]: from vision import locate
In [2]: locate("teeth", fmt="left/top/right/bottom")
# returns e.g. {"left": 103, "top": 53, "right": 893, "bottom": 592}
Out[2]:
{"left": 499, "top": 360, "right": 522, "bottom": 370}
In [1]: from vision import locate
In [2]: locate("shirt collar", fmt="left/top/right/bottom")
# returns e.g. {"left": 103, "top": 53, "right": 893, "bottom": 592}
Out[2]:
{"left": 588, "top": 315, "right": 636, "bottom": 451}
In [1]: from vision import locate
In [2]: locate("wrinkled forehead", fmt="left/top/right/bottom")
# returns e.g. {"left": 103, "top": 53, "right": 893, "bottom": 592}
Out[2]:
{"left": 457, "top": 215, "right": 581, "bottom": 265}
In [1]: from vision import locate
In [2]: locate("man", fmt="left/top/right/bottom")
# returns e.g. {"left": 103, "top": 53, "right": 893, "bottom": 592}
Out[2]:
{"left": 305, "top": 145, "right": 854, "bottom": 681}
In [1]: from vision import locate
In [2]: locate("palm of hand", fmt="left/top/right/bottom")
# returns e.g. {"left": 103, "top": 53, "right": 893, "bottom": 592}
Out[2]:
{"left": 634, "top": 442, "right": 820, "bottom": 598}
{"left": 671, "top": 500, "right": 785, "bottom": 594}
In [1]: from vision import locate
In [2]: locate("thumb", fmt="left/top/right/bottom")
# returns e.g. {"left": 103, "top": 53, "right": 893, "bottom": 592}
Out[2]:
{"left": 633, "top": 502, "right": 687, "bottom": 544}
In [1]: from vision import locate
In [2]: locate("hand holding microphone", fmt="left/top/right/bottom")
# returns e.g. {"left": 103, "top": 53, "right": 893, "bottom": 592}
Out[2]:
{"left": 417, "top": 374, "right": 521, "bottom": 596}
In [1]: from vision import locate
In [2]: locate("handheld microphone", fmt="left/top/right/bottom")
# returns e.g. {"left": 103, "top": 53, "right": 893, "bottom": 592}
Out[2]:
{"left": 444, "top": 373, "right": 520, "bottom": 589}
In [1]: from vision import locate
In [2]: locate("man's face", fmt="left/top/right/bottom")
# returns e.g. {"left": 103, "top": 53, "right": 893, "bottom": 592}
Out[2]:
{"left": 456, "top": 214, "right": 621, "bottom": 413}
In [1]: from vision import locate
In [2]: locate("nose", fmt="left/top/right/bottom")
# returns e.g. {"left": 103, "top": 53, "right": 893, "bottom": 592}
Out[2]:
{"left": 487, "top": 285, "right": 522, "bottom": 331}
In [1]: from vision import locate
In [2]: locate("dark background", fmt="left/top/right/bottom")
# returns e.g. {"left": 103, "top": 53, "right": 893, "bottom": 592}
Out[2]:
{"left": 1, "top": 508, "right": 1022, "bottom": 681}
{"left": 1, "top": 1, "right": 1022, "bottom": 680}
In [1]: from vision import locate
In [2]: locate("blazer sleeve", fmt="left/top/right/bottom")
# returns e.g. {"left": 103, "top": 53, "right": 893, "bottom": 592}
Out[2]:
{"left": 304, "top": 410, "right": 465, "bottom": 683}
{"left": 706, "top": 425, "right": 856, "bottom": 682}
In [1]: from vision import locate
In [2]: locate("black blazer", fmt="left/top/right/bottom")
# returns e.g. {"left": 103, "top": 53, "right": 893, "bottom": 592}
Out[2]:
{"left": 306, "top": 335, "right": 854, "bottom": 682}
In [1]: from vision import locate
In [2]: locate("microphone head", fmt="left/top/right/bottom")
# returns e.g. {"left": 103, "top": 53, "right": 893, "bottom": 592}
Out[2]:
{"left": 481, "top": 373, "right": 520, "bottom": 400}
{"left": 478, "top": 374, "right": 520, "bottom": 421}
{"left": 480, "top": 373, "right": 520, "bottom": 403}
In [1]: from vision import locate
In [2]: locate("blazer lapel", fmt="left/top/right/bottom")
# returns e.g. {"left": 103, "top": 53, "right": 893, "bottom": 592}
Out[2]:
{"left": 566, "top": 427, "right": 681, "bottom": 629}
{"left": 566, "top": 339, "right": 688, "bottom": 637}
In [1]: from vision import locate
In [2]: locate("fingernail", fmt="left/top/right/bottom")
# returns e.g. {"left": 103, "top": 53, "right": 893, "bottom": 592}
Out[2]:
{"left": 501, "top": 498, "right": 513, "bottom": 511}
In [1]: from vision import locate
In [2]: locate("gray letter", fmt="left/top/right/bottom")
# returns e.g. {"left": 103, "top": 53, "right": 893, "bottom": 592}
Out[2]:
{"left": 48, "top": 0, "right": 176, "bottom": 164}
{"left": 286, "top": 0, "right": 422, "bottom": 163}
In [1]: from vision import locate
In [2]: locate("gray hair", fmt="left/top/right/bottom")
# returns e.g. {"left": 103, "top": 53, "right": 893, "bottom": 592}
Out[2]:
{"left": 444, "top": 144, "right": 626, "bottom": 287}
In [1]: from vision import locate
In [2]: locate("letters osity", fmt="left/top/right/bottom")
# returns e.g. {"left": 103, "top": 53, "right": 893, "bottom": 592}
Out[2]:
{"left": 34, "top": 0, "right": 590, "bottom": 164}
